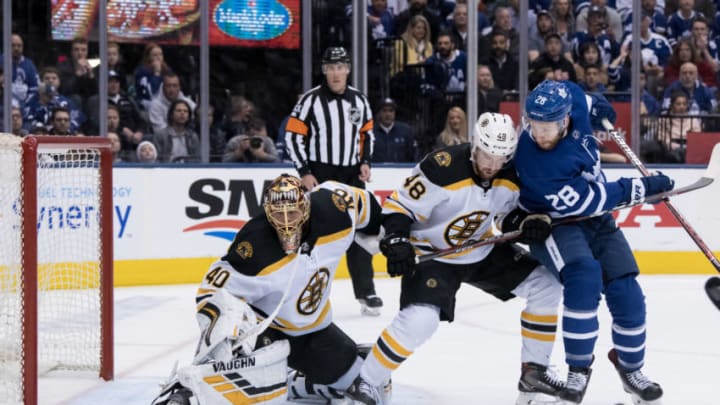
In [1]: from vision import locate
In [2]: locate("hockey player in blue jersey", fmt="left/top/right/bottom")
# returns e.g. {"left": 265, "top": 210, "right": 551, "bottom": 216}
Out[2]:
{"left": 515, "top": 80, "right": 673, "bottom": 405}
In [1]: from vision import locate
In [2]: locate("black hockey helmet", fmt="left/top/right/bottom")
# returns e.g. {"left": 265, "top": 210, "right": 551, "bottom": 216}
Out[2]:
{"left": 322, "top": 47, "right": 350, "bottom": 65}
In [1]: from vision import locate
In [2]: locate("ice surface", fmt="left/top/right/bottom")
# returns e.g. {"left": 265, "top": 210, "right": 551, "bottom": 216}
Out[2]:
{"left": 40, "top": 275, "right": 720, "bottom": 404}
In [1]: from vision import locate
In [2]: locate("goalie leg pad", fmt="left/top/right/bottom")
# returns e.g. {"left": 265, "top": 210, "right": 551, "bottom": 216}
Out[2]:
{"left": 162, "top": 339, "right": 290, "bottom": 405}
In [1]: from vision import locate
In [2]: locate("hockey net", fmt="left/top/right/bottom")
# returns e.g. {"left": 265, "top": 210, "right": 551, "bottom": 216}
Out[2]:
{"left": 0, "top": 134, "right": 114, "bottom": 404}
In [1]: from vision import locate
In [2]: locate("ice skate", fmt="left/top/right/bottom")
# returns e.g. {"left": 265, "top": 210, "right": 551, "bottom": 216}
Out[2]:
{"left": 345, "top": 376, "right": 382, "bottom": 405}
{"left": 516, "top": 362, "right": 566, "bottom": 404}
{"left": 608, "top": 349, "right": 663, "bottom": 404}
{"left": 358, "top": 295, "right": 383, "bottom": 316}
{"left": 558, "top": 365, "right": 592, "bottom": 404}
{"left": 287, "top": 369, "right": 349, "bottom": 404}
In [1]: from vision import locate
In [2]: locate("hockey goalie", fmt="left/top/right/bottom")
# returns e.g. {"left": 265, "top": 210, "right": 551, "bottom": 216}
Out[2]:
{"left": 153, "top": 174, "right": 390, "bottom": 404}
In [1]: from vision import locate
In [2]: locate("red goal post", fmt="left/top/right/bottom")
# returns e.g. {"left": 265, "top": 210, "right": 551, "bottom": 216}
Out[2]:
{"left": 0, "top": 134, "right": 114, "bottom": 404}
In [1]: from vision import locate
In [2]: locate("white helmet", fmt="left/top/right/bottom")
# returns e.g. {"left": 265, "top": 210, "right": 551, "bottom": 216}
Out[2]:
{"left": 471, "top": 112, "right": 518, "bottom": 162}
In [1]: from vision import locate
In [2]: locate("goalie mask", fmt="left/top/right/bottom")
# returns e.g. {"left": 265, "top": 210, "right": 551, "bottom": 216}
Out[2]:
{"left": 470, "top": 112, "right": 517, "bottom": 180}
{"left": 263, "top": 174, "right": 310, "bottom": 254}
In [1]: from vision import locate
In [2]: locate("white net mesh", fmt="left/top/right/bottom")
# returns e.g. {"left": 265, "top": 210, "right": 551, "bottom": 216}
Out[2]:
{"left": 0, "top": 135, "right": 106, "bottom": 404}
{"left": 0, "top": 134, "right": 24, "bottom": 404}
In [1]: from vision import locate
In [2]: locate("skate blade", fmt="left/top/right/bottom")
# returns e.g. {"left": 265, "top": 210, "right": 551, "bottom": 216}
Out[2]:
{"left": 516, "top": 391, "right": 564, "bottom": 404}
{"left": 630, "top": 394, "right": 662, "bottom": 405}
{"left": 361, "top": 305, "right": 381, "bottom": 316}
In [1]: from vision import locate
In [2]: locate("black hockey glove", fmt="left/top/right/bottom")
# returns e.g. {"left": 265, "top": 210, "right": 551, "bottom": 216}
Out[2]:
{"left": 379, "top": 234, "right": 416, "bottom": 277}
{"left": 501, "top": 209, "right": 552, "bottom": 244}
{"left": 518, "top": 214, "right": 552, "bottom": 244}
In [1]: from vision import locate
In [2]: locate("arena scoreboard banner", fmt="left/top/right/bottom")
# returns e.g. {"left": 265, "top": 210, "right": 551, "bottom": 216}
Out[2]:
{"left": 51, "top": 0, "right": 301, "bottom": 48}
{"left": 108, "top": 166, "right": 720, "bottom": 285}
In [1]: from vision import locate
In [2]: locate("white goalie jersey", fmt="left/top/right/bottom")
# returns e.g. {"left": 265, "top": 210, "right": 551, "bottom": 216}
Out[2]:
{"left": 383, "top": 144, "right": 519, "bottom": 264}
{"left": 197, "top": 181, "right": 382, "bottom": 337}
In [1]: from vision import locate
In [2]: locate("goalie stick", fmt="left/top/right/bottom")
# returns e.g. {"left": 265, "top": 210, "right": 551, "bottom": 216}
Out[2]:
{"left": 416, "top": 150, "right": 720, "bottom": 264}
{"left": 601, "top": 119, "right": 720, "bottom": 310}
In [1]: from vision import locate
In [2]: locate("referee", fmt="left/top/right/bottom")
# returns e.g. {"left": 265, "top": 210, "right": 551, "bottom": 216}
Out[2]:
{"left": 285, "top": 46, "right": 382, "bottom": 316}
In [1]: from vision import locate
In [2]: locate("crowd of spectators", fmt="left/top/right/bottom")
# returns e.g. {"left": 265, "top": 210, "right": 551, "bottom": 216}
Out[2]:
{"left": 364, "top": 0, "right": 720, "bottom": 162}
{"left": 5, "top": 0, "right": 720, "bottom": 164}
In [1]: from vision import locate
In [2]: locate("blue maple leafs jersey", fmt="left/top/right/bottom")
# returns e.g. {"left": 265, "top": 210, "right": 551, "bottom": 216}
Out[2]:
{"left": 515, "top": 81, "right": 628, "bottom": 218}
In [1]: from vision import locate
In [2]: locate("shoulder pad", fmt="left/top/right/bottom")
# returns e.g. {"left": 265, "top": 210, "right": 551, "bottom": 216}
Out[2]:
{"left": 419, "top": 144, "right": 474, "bottom": 186}
{"left": 309, "top": 189, "right": 353, "bottom": 231}
{"left": 221, "top": 216, "right": 287, "bottom": 276}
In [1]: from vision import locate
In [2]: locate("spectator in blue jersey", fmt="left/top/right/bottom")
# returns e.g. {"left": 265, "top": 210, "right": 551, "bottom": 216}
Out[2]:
{"left": 516, "top": 80, "right": 671, "bottom": 405}
{"left": 24, "top": 68, "right": 86, "bottom": 133}
{"left": 662, "top": 62, "right": 717, "bottom": 114}
{"left": 667, "top": 0, "right": 704, "bottom": 47}
{"left": 425, "top": 32, "right": 468, "bottom": 93}
{"left": 572, "top": 7, "right": 620, "bottom": 66}
{"left": 620, "top": 13, "right": 671, "bottom": 69}
{"left": 134, "top": 43, "right": 173, "bottom": 111}
{"left": 367, "top": 0, "right": 395, "bottom": 39}
{"left": 372, "top": 98, "right": 416, "bottom": 163}
{"left": 622, "top": 0, "right": 667, "bottom": 36}
{"left": 2, "top": 34, "right": 39, "bottom": 104}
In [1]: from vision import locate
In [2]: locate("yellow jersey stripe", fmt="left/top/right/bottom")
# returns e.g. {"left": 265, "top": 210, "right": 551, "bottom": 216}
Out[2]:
{"left": 492, "top": 178, "right": 519, "bottom": 192}
{"left": 372, "top": 345, "right": 401, "bottom": 370}
{"left": 381, "top": 329, "right": 413, "bottom": 357}
{"left": 521, "top": 312, "right": 558, "bottom": 324}
{"left": 445, "top": 178, "right": 474, "bottom": 191}
{"left": 270, "top": 301, "right": 331, "bottom": 332}
{"left": 258, "top": 253, "right": 298, "bottom": 276}
{"left": 521, "top": 329, "right": 557, "bottom": 342}
{"left": 316, "top": 228, "right": 352, "bottom": 246}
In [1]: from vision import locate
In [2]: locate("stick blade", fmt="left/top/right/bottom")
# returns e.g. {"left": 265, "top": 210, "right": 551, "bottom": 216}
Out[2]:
{"left": 705, "top": 277, "right": 720, "bottom": 310}
{"left": 703, "top": 143, "right": 720, "bottom": 180}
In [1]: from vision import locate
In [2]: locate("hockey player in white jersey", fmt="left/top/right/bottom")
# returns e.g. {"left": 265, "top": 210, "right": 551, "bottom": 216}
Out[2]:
{"left": 152, "top": 174, "right": 385, "bottom": 405}
{"left": 346, "top": 113, "right": 565, "bottom": 405}
{"left": 516, "top": 80, "right": 672, "bottom": 405}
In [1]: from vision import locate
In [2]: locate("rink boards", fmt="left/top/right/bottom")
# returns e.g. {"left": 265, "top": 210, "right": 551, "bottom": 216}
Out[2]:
{"left": 96, "top": 165, "right": 720, "bottom": 285}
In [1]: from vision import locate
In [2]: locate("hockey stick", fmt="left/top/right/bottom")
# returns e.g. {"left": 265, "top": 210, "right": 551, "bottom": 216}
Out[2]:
{"left": 415, "top": 172, "right": 716, "bottom": 264}
{"left": 601, "top": 119, "right": 720, "bottom": 309}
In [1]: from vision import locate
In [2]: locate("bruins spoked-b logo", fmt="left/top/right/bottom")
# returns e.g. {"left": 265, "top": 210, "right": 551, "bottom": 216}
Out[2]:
{"left": 348, "top": 107, "right": 362, "bottom": 126}
{"left": 297, "top": 268, "right": 330, "bottom": 315}
{"left": 444, "top": 211, "right": 490, "bottom": 246}
{"left": 433, "top": 151, "right": 452, "bottom": 167}
{"left": 235, "top": 241, "right": 253, "bottom": 259}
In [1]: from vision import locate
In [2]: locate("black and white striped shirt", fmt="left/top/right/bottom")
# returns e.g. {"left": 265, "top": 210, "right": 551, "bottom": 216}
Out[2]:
{"left": 285, "top": 84, "right": 374, "bottom": 175}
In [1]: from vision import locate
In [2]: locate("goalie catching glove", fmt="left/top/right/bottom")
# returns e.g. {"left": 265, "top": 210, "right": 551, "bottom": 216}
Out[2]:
{"left": 502, "top": 209, "right": 552, "bottom": 244}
